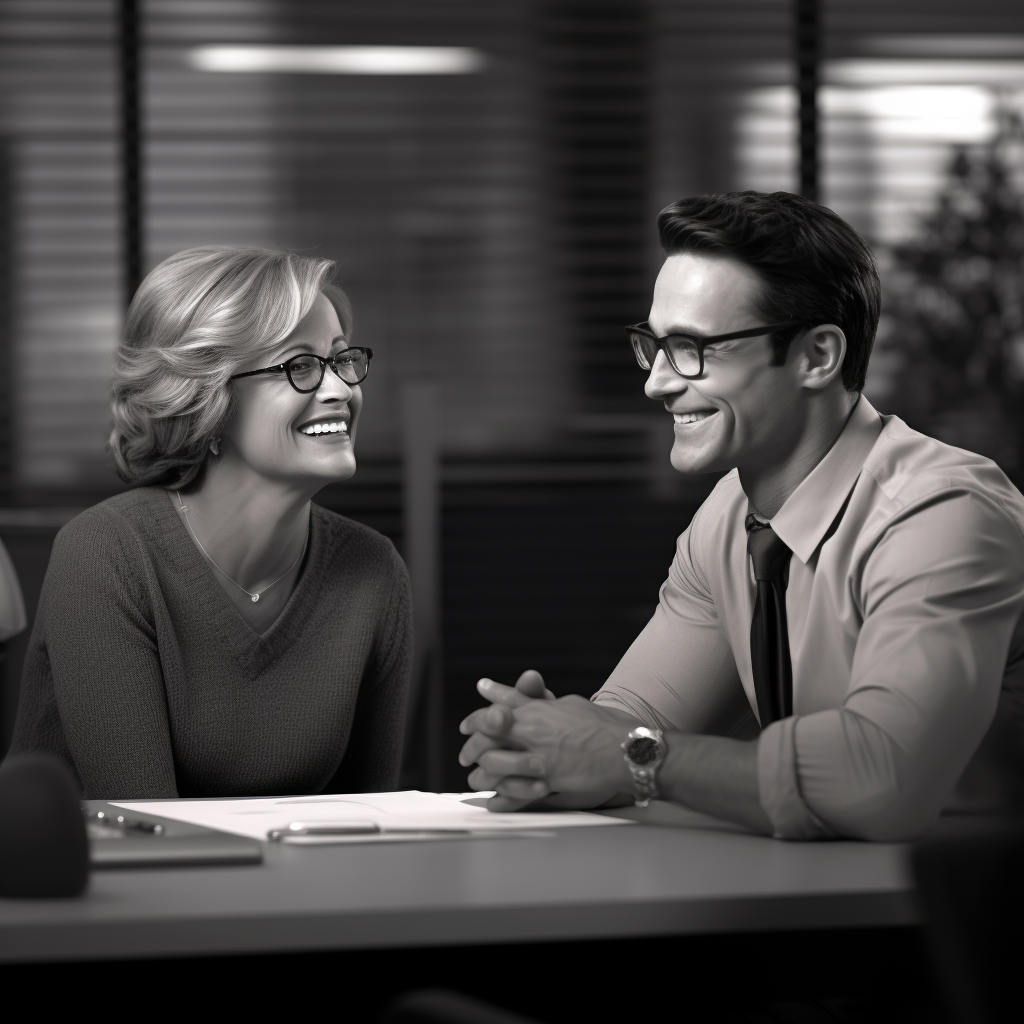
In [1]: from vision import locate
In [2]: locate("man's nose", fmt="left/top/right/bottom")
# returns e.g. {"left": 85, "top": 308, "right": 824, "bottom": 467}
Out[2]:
{"left": 644, "top": 348, "right": 687, "bottom": 400}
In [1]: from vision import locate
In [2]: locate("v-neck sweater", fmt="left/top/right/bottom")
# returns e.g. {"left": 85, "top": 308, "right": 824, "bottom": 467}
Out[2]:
{"left": 8, "top": 487, "right": 412, "bottom": 800}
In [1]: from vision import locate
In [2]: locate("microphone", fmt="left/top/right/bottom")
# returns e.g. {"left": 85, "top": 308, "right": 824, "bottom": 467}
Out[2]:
{"left": 0, "top": 753, "right": 89, "bottom": 897}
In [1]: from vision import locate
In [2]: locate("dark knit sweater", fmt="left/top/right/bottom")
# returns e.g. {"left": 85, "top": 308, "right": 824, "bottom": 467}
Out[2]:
{"left": 9, "top": 487, "right": 412, "bottom": 800}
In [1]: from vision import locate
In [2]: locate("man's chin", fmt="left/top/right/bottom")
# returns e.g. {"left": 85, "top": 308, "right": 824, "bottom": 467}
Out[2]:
{"left": 669, "top": 447, "right": 726, "bottom": 476}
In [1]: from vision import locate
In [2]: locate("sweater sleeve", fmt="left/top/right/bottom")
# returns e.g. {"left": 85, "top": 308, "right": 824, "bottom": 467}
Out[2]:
{"left": 9, "top": 508, "right": 179, "bottom": 800}
{"left": 326, "top": 542, "right": 412, "bottom": 793}
{"left": 0, "top": 537, "right": 27, "bottom": 642}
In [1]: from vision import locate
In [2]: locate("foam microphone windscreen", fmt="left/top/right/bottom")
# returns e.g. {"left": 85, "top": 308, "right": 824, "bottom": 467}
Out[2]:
{"left": 0, "top": 753, "right": 89, "bottom": 897}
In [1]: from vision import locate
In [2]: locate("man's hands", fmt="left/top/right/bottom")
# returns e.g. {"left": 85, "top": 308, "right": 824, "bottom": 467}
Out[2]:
{"left": 458, "top": 670, "right": 774, "bottom": 834}
{"left": 458, "top": 669, "right": 637, "bottom": 812}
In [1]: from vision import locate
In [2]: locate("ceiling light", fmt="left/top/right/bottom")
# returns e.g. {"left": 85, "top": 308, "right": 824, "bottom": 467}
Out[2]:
{"left": 188, "top": 45, "right": 486, "bottom": 75}
{"left": 860, "top": 35, "right": 1024, "bottom": 58}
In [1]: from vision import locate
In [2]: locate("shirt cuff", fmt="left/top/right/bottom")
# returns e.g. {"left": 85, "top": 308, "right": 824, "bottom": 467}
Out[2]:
{"left": 758, "top": 717, "right": 839, "bottom": 840}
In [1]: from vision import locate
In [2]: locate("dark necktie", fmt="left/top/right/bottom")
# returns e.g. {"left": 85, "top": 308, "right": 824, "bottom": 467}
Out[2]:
{"left": 746, "top": 514, "right": 793, "bottom": 727}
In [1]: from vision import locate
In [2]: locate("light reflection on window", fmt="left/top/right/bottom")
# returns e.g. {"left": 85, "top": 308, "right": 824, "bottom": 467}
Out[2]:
{"left": 736, "top": 59, "right": 1024, "bottom": 245}
{"left": 738, "top": 51, "right": 1024, "bottom": 476}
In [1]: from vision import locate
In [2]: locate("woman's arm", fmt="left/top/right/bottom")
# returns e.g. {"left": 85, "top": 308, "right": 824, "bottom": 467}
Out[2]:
{"left": 326, "top": 545, "right": 413, "bottom": 793}
{"left": 0, "top": 537, "right": 27, "bottom": 643}
{"left": 9, "top": 509, "right": 179, "bottom": 800}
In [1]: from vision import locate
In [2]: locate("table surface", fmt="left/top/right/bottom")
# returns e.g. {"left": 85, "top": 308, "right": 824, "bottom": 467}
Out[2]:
{"left": 0, "top": 800, "right": 917, "bottom": 964}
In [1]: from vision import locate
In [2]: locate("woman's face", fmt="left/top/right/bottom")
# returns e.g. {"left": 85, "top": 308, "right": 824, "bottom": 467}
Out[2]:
{"left": 220, "top": 292, "right": 363, "bottom": 489}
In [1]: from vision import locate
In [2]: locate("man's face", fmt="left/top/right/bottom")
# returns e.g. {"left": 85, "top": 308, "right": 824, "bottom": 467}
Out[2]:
{"left": 645, "top": 252, "right": 806, "bottom": 477}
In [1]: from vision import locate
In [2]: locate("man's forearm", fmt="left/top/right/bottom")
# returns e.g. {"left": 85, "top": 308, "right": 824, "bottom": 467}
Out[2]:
{"left": 659, "top": 733, "right": 772, "bottom": 834}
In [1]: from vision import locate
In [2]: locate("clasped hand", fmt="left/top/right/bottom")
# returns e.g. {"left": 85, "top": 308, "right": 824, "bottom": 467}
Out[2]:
{"left": 457, "top": 669, "right": 638, "bottom": 812}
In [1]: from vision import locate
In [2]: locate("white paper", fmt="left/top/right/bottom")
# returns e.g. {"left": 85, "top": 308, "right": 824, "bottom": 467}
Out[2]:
{"left": 111, "top": 791, "right": 632, "bottom": 842}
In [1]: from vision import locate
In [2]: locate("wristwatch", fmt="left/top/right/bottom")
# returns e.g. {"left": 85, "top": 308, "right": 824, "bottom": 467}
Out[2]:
{"left": 621, "top": 726, "right": 666, "bottom": 807}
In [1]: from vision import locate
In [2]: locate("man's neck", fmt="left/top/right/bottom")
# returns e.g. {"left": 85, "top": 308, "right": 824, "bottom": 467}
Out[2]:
{"left": 740, "top": 392, "right": 859, "bottom": 519}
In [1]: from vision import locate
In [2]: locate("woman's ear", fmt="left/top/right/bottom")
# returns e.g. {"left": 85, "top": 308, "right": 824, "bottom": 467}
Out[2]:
{"left": 796, "top": 323, "right": 846, "bottom": 391}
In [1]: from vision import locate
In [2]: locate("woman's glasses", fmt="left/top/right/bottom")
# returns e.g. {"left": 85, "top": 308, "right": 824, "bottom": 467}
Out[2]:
{"left": 230, "top": 347, "right": 373, "bottom": 393}
{"left": 625, "top": 322, "right": 797, "bottom": 379}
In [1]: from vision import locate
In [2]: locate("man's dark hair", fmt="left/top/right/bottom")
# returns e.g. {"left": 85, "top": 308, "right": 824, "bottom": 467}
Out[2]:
{"left": 656, "top": 191, "right": 880, "bottom": 392}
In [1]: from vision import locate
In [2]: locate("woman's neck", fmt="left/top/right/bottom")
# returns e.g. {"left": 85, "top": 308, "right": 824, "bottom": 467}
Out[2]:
{"left": 171, "top": 460, "right": 313, "bottom": 593}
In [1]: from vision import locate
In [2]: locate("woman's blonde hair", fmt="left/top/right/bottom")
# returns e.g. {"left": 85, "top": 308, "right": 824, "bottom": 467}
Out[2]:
{"left": 108, "top": 245, "right": 351, "bottom": 491}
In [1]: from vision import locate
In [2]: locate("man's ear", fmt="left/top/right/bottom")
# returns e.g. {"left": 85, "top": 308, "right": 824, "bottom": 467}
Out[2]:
{"left": 793, "top": 323, "right": 846, "bottom": 391}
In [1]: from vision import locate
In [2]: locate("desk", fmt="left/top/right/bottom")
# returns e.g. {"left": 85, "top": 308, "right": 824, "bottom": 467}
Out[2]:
{"left": 0, "top": 807, "right": 916, "bottom": 965}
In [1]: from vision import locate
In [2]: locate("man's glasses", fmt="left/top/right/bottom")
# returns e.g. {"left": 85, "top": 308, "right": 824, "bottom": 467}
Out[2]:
{"left": 625, "top": 322, "right": 798, "bottom": 379}
{"left": 230, "top": 347, "right": 373, "bottom": 394}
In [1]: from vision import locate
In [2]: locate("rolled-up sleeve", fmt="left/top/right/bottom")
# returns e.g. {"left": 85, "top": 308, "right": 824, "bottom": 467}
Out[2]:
{"left": 760, "top": 490, "right": 1024, "bottom": 841}
{"left": 593, "top": 515, "right": 751, "bottom": 737}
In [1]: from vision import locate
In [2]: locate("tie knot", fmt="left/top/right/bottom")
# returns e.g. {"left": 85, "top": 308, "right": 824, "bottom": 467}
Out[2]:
{"left": 746, "top": 516, "right": 792, "bottom": 581}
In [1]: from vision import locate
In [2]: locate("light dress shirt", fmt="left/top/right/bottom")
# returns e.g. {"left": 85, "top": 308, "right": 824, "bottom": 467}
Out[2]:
{"left": 593, "top": 397, "right": 1024, "bottom": 841}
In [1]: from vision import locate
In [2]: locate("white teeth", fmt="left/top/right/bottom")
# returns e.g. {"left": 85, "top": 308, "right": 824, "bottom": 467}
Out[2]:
{"left": 673, "top": 411, "right": 713, "bottom": 425}
{"left": 300, "top": 420, "right": 348, "bottom": 436}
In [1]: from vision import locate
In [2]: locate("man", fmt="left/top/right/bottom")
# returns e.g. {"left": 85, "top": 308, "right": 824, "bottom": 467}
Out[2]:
{"left": 459, "top": 190, "right": 1024, "bottom": 841}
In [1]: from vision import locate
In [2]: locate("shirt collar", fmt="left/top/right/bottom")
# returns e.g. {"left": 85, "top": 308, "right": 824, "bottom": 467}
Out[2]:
{"left": 765, "top": 396, "right": 883, "bottom": 564}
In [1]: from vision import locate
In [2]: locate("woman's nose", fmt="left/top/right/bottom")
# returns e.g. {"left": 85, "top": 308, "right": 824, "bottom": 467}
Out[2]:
{"left": 644, "top": 348, "right": 688, "bottom": 400}
{"left": 316, "top": 366, "right": 354, "bottom": 401}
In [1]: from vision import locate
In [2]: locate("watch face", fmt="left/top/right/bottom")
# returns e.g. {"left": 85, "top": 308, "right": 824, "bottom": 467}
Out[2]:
{"left": 626, "top": 736, "right": 659, "bottom": 765}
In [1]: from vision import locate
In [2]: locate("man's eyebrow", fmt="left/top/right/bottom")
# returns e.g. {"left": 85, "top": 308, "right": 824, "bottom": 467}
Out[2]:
{"left": 659, "top": 324, "right": 709, "bottom": 338}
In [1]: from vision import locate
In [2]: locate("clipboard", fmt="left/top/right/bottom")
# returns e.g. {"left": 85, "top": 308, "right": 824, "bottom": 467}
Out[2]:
{"left": 85, "top": 800, "right": 263, "bottom": 869}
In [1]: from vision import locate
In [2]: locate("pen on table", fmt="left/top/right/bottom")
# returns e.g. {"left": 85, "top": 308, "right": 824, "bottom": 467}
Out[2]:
{"left": 266, "top": 821, "right": 555, "bottom": 841}
{"left": 85, "top": 809, "right": 164, "bottom": 835}
{"left": 267, "top": 821, "right": 472, "bottom": 840}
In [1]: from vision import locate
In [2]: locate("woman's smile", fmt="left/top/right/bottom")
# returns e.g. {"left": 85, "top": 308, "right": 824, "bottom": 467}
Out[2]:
{"left": 297, "top": 414, "right": 351, "bottom": 438}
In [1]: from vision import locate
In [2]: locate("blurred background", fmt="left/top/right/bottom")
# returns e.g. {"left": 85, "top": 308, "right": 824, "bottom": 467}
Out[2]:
{"left": 1, "top": 0, "right": 1023, "bottom": 789}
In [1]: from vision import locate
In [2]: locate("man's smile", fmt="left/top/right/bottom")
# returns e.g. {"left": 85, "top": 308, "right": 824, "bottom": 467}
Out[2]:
{"left": 672, "top": 410, "right": 717, "bottom": 426}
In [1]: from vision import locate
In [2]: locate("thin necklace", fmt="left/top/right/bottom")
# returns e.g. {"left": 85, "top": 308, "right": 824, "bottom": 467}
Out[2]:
{"left": 176, "top": 491, "right": 308, "bottom": 603}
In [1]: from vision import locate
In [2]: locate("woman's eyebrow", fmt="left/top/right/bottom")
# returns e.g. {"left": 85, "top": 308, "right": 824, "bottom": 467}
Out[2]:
{"left": 273, "top": 344, "right": 314, "bottom": 361}
{"left": 271, "top": 335, "right": 347, "bottom": 361}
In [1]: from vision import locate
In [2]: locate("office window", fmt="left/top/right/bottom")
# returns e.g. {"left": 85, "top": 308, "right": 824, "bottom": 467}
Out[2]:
{"left": 0, "top": 0, "right": 576, "bottom": 496}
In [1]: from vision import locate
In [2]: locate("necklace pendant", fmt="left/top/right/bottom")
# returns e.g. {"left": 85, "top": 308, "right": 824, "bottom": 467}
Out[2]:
{"left": 252, "top": 593, "right": 260, "bottom": 603}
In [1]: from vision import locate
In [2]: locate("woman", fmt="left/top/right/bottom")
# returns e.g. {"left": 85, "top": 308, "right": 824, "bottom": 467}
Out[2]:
{"left": 9, "top": 246, "right": 411, "bottom": 799}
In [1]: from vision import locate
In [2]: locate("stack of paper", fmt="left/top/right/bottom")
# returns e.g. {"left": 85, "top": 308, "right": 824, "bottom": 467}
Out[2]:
{"left": 112, "top": 791, "right": 632, "bottom": 844}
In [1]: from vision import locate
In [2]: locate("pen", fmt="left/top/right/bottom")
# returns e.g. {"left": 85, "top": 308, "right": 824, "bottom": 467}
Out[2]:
{"left": 267, "top": 820, "right": 473, "bottom": 840}
{"left": 85, "top": 809, "right": 164, "bottom": 836}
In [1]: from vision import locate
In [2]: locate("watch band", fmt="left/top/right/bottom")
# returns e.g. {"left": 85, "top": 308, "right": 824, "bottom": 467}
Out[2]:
{"left": 627, "top": 763, "right": 659, "bottom": 806}
{"left": 621, "top": 726, "right": 665, "bottom": 808}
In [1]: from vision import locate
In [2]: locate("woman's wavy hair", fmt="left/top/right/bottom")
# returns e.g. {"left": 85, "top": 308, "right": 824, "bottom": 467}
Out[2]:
{"left": 108, "top": 245, "right": 350, "bottom": 492}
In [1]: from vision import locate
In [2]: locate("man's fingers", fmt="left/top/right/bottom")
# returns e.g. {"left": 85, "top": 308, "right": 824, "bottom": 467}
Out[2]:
{"left": 460, "top": 674, "right": 554, "bottom": 731}
{"left": 494, "top": 776, "right": 551, "bottom": 801}
{"left": 458, "top": 703, "right": 514, "bottom": 737}
{"left": 485, "top": 794, "right": 540, "bottom": 813}
{"left": 467, "top": 765, "right": 504, "bottom": 791}
{"left": 475, "top": 678, "right": 531, "bottom": 709}
{"left": 478, "top": 749, "right": 545, "bottom": 778}
{"left": 485, "top": 792, "right": 570, "bottom": 813}
{"left": 514, "top": 669, "right": 556, "bottom": 701}
{"left": 458, "top": 732, "right": 505, "bottom": 768}
{"left": 469, "top": 766, "right": 550, "bottom": 801}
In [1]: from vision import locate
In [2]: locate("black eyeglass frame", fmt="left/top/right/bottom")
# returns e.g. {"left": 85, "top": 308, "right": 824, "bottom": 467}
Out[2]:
{"left": 229, "top": 347, "right": 374, "bottom": 393}
{"left": 625, "top": 321, "right": 800, "bottom": 379}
